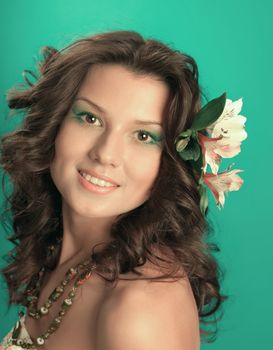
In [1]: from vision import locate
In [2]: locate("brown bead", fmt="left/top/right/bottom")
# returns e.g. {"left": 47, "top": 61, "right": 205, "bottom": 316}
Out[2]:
{"left": 45, "top": 301, "right": 52, "bottom": 308}
{"left": 59, "top": 310, "right": 66, "bottom": 316}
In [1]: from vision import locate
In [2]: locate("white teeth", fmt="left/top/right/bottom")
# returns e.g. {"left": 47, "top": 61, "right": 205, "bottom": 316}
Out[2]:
{"left": 80, "top": 171, "right": 115, "bottom": 187}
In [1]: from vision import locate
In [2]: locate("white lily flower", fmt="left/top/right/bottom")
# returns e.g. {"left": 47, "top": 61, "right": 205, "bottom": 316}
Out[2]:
{"left": 206, "top": 98, "right": 247, "bottom": 142}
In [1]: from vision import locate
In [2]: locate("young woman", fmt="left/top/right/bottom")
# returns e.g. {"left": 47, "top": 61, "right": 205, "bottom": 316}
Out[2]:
{"left": 0, "top": 29, "right": 245, "bottom": 349}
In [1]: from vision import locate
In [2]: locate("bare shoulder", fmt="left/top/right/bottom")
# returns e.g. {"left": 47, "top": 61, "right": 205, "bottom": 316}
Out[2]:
{"left": 96, "top": 269, "right": 200, "bottom": 350}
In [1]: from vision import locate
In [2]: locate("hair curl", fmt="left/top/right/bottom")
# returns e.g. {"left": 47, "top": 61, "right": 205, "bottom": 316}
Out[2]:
{"left": 0, "top": 30, "right": 228, "bottom": 343}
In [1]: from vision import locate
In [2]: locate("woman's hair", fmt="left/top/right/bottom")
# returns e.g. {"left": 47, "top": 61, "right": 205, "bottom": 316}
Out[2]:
{"left": 0, "top": 30, "right": 228, "bottom": 342}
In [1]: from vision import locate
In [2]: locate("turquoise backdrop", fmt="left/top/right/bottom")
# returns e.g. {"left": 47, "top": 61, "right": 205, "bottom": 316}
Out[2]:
{"left": 0, "top": 0, "right": 272, "bottom": 348}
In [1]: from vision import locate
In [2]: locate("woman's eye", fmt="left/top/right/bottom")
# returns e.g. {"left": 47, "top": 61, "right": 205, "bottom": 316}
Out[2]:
{"left": 75, "top": 111, "right": 102, "bottom": 126}
{"left": 136, "top": 130, "right": 152, "bottom": 143}
{"left": 135, "top": 130, "right": 161, "bottom": 145}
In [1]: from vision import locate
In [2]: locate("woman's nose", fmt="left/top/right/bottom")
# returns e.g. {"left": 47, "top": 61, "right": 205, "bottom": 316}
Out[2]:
{"left": 88, "top": 129, "right": 122, "bottom": 167}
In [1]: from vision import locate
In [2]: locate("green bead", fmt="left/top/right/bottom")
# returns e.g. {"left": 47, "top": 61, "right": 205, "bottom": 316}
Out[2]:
{"left": 28, "top": 309, "right": 36, "bottom": 317}
{"left": 62, "top": 298, "right": 72, "bottom": 310}
{"left": 68, "top": 290, "right": 76, "bottom": 298}
{"left": 62, "top": 304, "right": 70, "bottom": 311}
{"left": 80, "top": 272, "right": 87, "bottom": 279}
{"left": 64, "top": 298, "right": 72, "bottom": 305}
{"left": 56, "top": 286, "right": 64, "bottom": 293}
{"left": 52, "top": 323, "right": 60, "bottom": 329}
{"left": 51, "top": 318, "right": 61, "bottom": 328}
{"left": 52, "top": 292, "right": 61, "bottom": 301}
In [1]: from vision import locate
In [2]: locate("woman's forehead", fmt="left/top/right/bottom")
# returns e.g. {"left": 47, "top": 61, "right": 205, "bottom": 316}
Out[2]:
{"left": 75, "top": 64, "right": 170, "bottom": 123}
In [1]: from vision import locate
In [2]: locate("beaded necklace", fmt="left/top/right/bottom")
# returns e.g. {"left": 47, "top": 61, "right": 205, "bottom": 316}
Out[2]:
{"left": 11, "top": 257, "right": 97, "bottom": 348}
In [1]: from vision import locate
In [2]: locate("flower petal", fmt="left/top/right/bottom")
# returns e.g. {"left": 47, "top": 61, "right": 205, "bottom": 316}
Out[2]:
{"left": 215, "top": 98, "right": 243, "bottom": 124}
{"left": 211, "top": 115, "right": 247, "bottom": 141}
{"left": 197, "top": 133, "right": 243, "bottom": 175}
{"left": 214, "top": 138, "right": 242, "bottom": 158}
{"left": 203, "top": 168, "right": 244, "bottom": 208}
{"left": 206, "top": 97, "right": 247, "bottom": 142}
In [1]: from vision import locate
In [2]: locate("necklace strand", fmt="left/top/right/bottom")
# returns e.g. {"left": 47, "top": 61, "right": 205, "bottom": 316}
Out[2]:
{"left": 11, "top": 258, "right": 96, "bottom": 348}
{"left": 27, "top": 258, "right": 92, "bottom": 320}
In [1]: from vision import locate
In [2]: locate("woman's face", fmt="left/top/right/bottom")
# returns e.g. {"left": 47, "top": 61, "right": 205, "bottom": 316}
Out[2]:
{"left": 50, "top": 64, "right": 169, "bottom": 219}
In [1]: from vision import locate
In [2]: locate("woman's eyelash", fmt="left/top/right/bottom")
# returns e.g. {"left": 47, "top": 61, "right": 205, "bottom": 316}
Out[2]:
{"left": 73, "top": 109, "right": 162, "bottom": 145}
{"left": 135, "top": 130, "right": 162, "bottom": 145}
{"left": 74, "top": 111, "right": 102, "bottom": 126}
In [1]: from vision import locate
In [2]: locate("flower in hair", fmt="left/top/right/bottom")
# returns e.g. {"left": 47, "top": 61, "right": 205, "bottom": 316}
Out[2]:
{"left": 206, "top": 98, "right": 247, "bottom": 142}
{"left": 175, "top": 93, "right": 247, "bottom": 215}
{"left": 197, "top": 133, "right": 242, "bottom": 175}
{"left": 202, "top": 166, "right": 244, "bottom": 208}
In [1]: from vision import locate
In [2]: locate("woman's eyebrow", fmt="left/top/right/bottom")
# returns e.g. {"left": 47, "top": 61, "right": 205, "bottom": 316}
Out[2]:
{"left": 75, "top": 96, "right": 163, "bottom": 127}
{"left": 75, "top": 96, "right": 106, "bottom": 114}
{"left": 134, "top": 120, "right": 162, "bottom": 126}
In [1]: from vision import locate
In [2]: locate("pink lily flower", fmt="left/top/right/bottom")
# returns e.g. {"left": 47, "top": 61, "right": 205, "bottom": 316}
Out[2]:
{"left": 197, "top": 132, "right": 242, "bottom": 174}
{"left": 203, "top": 168, "right": 244, "bottom": 209}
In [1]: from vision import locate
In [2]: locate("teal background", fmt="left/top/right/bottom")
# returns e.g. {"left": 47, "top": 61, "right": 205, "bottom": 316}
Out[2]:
{"left": 0, "top": 0, "right": 272, "bottom": 348}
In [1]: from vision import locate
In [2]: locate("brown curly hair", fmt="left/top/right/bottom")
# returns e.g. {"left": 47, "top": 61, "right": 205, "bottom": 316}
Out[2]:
{"left": 0, "top": 29, "right": 228, "bottom": 343}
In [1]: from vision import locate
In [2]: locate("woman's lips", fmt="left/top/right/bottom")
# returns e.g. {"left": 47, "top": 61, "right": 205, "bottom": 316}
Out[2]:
{"left": 78, "top": 171, "right": 119, "bottom": 195}
{"left": 79, "top": 168, "right": 120, "bottom": 186}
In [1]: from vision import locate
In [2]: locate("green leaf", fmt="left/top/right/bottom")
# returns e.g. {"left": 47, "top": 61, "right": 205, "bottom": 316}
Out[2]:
{"left": 176, "top": 137, "right": 190, "bottom": 152}
{"left": 191, "top": 92, "right": 227, "bottom": 131}
{"left": 189, "top": 152, "right": 204, "bottom": 175}
{"left": 180, "top": 129, "right": 193, "bottom": 137}
{"left": 12, "top": 320, "right": 22, "bottom": 339}
{"left": 178, "top": 138, "right": 200, "bottom": 161}
{"left": 199, "top": 184, "right": 209, "bottom": 215}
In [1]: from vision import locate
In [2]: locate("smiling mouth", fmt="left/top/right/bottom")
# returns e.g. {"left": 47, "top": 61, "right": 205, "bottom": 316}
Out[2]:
{"left": 79, "top": 170, "right": 118, "bottom": 188}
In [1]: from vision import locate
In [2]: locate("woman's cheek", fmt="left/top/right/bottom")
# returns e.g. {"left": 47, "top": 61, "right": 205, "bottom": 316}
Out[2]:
{"left": 127, "top": 149, "right": 161, "bottom": 183}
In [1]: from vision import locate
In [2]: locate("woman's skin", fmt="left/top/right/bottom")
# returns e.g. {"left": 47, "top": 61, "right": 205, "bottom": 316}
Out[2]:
{"left": 24, "top": 64, "right": 200, "bottom": 349}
